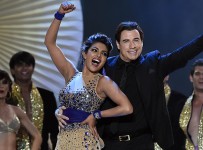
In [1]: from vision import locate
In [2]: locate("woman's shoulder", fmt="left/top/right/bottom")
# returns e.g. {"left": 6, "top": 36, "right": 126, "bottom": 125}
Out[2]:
{"left": 98, "top": 74, "right": 112, "bottom": 85}
{"left": 65, "top": 71, "right": 81, "bottom": 83}
{"left": 10, "top": 105, "right": 26, "bottom": 117}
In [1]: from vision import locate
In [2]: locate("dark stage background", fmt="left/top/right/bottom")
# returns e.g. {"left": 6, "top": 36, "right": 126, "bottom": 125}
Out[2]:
{"left": 81, "top": 0, "right": 203, "bottom": 97}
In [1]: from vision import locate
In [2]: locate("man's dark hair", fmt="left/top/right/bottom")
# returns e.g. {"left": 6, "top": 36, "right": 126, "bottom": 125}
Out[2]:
{"left": 190, "top": 58, "right": 203, "bottom": 76}
{"left": 9, "top": 51, "right": 35, "bottom": 69}
{"left": 115, "top": 21, "right": 144, "bottom": 43}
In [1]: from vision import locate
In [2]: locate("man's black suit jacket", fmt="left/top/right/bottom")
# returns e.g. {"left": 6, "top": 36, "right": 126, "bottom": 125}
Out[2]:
{"left": 167, "top": 90, "right": 187, "bottom": 150}
{"left": 99, "top": 34, "right": 203, "bottom": 149}
{"left": 37, "top": 87, "right": 59, "bottom": 150}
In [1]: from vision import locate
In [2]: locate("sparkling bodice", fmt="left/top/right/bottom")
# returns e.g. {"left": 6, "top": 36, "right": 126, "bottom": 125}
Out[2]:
{"left": 59, "top": 72, "right": 104, "bottom": 113}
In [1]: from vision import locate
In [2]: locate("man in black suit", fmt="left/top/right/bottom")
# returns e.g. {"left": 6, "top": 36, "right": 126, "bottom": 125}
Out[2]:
{"left": 97, "top": 21, "right": 203, "bottom": 150}
{"left": 7, "top": 51, "right": 58, "bottom": 150}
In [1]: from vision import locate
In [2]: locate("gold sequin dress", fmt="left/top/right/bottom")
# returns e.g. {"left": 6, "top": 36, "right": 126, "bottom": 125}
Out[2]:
{"left": 55, "top": 72, "right": 105, "bottom": 150}
{"left": 179, "top": 94, "right": 203, "bottom": 150}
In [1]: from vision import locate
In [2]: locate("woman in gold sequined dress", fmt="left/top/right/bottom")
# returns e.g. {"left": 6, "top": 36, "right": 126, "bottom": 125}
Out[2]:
{"left": 45, "top": 1, "right": 133, "bottom": 150}
{"left": 0, "top": 70, "right": 42, "bottom": 150}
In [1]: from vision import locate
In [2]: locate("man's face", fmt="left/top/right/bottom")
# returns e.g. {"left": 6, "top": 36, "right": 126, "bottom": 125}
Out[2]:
{"left": 190, "top": 66, "right": 203, "bottom": 92}
{"left": 11, "top": 62, "right": 34, "bottom": 83}
{"left": 116, "top": 29, "right": 143, "bottom": 62}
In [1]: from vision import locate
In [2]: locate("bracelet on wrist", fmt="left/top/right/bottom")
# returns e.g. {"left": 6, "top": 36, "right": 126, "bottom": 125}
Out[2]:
{"left": 93, "top": 110, "right": 102, "bottom": 119}
{"left": 54, "top": 11, "right": 65, "bottom": 20}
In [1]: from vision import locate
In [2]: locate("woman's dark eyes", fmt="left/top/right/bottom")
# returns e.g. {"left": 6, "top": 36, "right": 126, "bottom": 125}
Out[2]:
{"left": 102, "top": 52, "right": 108, "bottom": 57}
{"left": 91, "top": 48, "right": 98, "bottom": 52}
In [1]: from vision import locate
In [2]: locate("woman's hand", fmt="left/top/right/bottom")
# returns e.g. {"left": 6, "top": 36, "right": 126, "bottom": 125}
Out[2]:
{"left": 58, "top": 1, "right": 76, "bottom": 14}
{"left": 55, "top": 106, "right": 69, "bottom": 128}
